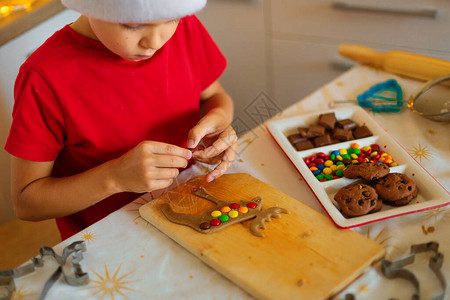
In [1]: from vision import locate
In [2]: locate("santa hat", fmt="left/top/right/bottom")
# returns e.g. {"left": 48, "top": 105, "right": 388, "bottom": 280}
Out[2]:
{"left": 61, "top": 0, "right": 207, "bottom": 23}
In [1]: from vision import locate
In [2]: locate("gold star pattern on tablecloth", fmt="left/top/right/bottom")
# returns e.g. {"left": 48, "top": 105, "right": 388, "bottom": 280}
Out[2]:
{"left": 364, "top": 226, "right": 396, "bottom": 252}
{"left": 130, "top": 196, "right": 152, "bottom": 208}
{"left": 345, "top": 225, "right": 395, "bottom": 297}
{"left": 422, "top": 207, "right": 448, "bottom": 224}
{"left": 128, "top": 196, "right": 153, "bottom": 224}
{"left": 407, "top": 143, "right": 433, "bottom": 163}
{"left": 79, "top": 230, "right": 97, "bottom": 243}
{"left": 358, "top": 284, "right": 369, "bottom": 294}
{"left": 10, "top": 286, "right": 33, "bottom": 300}
{"left": 420, "top": 207, "right": 449, "bottom": 235}
{"left": 85, "top": 263, "right": 140, "bottom": 300}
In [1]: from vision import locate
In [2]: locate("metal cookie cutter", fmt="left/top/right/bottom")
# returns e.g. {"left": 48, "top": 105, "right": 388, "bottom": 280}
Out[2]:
{"left": 0, "top": 241, "right": 89, "bottom": 300}
{"left": 381, "top": 241, "right": 446, "bottom": 300}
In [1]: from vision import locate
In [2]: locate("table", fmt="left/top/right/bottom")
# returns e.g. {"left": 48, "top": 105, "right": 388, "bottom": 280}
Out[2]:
{"left": 6, "top": 65, "right": 450, "bottom": 299}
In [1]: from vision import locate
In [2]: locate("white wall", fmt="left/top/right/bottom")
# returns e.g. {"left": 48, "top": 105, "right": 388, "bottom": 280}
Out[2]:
{"left": 0, "top": 10, "right": 80, "bottom": 224}
{"left": 197, "top": 0, "right": 268, "bottom": 134}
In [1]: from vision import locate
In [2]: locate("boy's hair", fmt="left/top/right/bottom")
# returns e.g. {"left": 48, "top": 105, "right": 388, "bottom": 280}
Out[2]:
{"left": 62, "top": 0, "right": 207, "bottom": 23}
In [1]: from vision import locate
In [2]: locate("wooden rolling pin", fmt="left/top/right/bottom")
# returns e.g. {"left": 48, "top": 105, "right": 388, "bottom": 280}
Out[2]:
{"left": 339, "top": 44, "right": 450, "bottom": 81}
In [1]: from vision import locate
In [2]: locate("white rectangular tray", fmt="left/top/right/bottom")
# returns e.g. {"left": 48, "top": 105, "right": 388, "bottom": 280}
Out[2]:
{"left": 266, "top": 106, "right": 450, "bottom": 228}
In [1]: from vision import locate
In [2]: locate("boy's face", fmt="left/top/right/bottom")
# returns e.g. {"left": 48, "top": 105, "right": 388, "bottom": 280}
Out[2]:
{"left": 87, "top": 17, "right": 180, "bottom": 61}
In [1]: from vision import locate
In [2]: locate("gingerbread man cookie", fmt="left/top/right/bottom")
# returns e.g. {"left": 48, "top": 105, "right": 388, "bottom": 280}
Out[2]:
{"left": 161, "top": 187, "right": 289, "bottom": 237}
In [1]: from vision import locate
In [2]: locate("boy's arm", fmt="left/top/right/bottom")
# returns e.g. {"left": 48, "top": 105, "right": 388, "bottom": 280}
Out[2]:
{"left": 11, "top": 157, "right": 117, "bottom": 220}
{"left": 11, "top": 141, "right": 192, "bottom": 221}
{"left": 198, "top": 80, "right": 234, "bottom": 123}
{"left": 187, "top": 80, "right": 238, "bottom": 182}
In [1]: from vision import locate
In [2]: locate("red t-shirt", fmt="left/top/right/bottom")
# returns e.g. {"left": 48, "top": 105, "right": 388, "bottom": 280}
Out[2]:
{"left": 5, "top": 16, "right": 226, "bottom": 240}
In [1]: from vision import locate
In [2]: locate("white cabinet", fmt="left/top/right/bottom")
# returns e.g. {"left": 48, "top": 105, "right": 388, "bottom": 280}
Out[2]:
{"left": 0, "top": 9, "right": 79, "bottom": 223}
{"left": 270, "top": 39, "right": 345, "bottom": 106}
{"left": 268, "top": 0, "right": 450, "bottom": 110}
{"left": 270, "top": 0, "right": 450, "bottom": 52}
{"left": 198, "top": 0, "right": 450, "bottom": 136}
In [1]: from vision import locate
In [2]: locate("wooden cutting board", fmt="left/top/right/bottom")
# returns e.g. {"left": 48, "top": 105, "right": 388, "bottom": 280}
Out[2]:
{"left": 139, "top": 173, "right": 385, "bottom": 299}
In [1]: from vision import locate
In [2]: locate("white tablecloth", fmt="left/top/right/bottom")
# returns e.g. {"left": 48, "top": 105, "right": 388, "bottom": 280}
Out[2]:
{"left": 8, "top": 65, "right": 450, "bottom": 300}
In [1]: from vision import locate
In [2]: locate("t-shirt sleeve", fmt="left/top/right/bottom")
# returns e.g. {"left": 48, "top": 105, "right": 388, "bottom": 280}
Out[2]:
{"left": 5, "top": 67, "right": 65, "bottom": 162}
{"left": 185, "top": 16, "right": 227, "bottom": 91}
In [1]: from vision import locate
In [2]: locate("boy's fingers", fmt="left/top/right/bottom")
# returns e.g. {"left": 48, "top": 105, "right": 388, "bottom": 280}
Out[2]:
{"left": 186, "top": 121, "right": 216, "bottom": 148}
{"left": 147, "top": 167, "right": 179, "bottom": 179}
{"left": 151, "top": 155, "right": 189, "bottom": 168}
{"left": 145, "top": 141, "right": 192, "bottom": 159}
{"left": 194, "top": 128, "right": 237, "bottom": 159}
{"left": 205, "top": 143, "right": 237, "bottom": 182}
{"left": 205, "top": 156, "right": 233, "bottom": 183}
{"left": 146, "top": 179, "right": 174, "bottom": 191}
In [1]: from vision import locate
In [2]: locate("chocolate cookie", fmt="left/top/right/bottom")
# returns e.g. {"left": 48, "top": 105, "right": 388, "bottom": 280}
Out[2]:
{"left": 371, "top": 196, "right": 383, "bottom": 213}
{"left": 343, "top": 162, "right": 390, "bottom": 181}
{"left": 374, "top": 173, "right": 418, "bottom": 206}
{"left": 334, "top": 183, "right": 381, "bottom": 218}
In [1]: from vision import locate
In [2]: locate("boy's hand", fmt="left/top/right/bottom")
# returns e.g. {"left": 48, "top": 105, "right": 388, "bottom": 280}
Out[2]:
{"left": 110, "top": 141, "right": 192, "bottom": 193}
{"left": 187, "top": 113, "right": 238, "bottom": 182}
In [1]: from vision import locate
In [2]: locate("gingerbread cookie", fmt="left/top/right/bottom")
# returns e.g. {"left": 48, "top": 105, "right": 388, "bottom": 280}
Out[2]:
{"left": 334, "top": 183, "right": 381, "bottom": 218}
{"left": 161, "top": 187, "right": 289, "bottom": 237}
{"left": 373, "top": 173, "right": 418, "bottom": 206}
{"left": 343, "top": 162, "right": 390, "bottom": 181}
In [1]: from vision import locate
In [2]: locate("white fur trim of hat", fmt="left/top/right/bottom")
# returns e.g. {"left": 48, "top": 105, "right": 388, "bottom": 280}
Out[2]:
{"left": 61, "top": 0, "right": 207, "bottom": 23}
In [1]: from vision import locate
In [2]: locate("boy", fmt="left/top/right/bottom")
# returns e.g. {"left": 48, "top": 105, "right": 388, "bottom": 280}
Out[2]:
{"left": 5, "top": 0, "right": 238, "bottom": 240}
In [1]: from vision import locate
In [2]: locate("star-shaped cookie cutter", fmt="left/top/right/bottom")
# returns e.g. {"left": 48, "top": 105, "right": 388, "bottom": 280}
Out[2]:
{"left": 0, "top": 240, "right": 89, "bottom": 300}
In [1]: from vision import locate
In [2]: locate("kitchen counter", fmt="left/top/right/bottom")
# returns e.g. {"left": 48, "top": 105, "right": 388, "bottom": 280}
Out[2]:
{"left": 0, "top": 0, "right": 64, "bottom": 46}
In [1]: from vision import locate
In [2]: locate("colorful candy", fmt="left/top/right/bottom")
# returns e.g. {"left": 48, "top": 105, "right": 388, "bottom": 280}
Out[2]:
{"left": 210, "top": 219, "right": 221, "bottom": 226}
{"left": 221, "top": 206, "right": 231, "bottom": 213}
{"left": 229, "top": 203, "right": 239, "bottom": 209}
{"left": 247, "top": 202, "right": 258, "bottom": 209}
{"left": 207, "top": 202, "right": 258, "bottom": 228}
{"left": 238, "top": 207, "right": 249, "bottom": 214}
{"left": 219, "top": 215, "right": 229, "bottom": 222}
{"left": 228, "top": 210, "right": 239, "bottom": 218}
{"left": 304, "top": 143, "right": 397, "bottom": 182}
{"left": 211, "top": 210, "right": 222, "bottom": 218}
